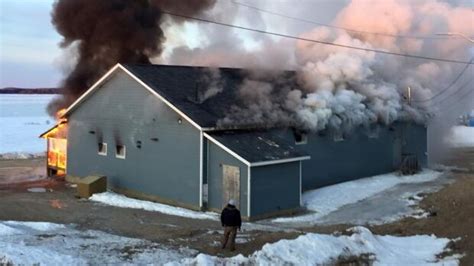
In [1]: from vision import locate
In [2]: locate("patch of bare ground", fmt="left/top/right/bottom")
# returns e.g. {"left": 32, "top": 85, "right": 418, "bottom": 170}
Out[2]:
{"left": 334, "top": 253, "right": 375, "bottom": 266}
{"left": 368, "top": 173, "right": 474, "bottom": 265}
{"left": 367, "top": 147, "right": 474, "bottom": 265}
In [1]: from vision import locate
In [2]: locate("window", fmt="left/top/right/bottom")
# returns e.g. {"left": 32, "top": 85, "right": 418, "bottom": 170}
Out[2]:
{"left": 98, "top": 143, "right": 107, "bottom": 156}
{"left": 116, "top": 145, "right": 126, "bottom": 159}
{"left": 294, "top": 132, "right": 308, "bottom": 145}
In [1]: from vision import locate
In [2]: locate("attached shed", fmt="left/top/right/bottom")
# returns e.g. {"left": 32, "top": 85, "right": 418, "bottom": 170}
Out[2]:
{"left": 205, "top": 131, "right": 309, "bottom": 220}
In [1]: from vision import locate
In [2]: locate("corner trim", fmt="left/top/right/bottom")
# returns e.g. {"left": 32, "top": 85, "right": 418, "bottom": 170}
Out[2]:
{"left": 199, "top": 132, "right": 203, "bottom": 208}
{"left": 299, "top": 161, "right": 302, "bottom": 206}
{"left": 247, "top": 166, "right": 251, "bottom": 217}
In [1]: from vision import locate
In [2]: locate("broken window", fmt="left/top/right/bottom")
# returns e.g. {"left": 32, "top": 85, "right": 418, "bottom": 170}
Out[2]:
{"left": 294, "top": 130, "right": 308, "bottom": 145}
{"left": 116, "top": 145, "right": 126, "bottom": 159}
{"left": 98, "top": 143, "right": 107, "bottom": 156}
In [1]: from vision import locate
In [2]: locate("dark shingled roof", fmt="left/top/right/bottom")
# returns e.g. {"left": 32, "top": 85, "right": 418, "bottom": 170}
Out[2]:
{"left": 207, "top": 130, "right": 309, "bottom": 163}
{"left": 123, "top": 64, "right": 310, "bottom": 163}
{"left": 123, "top": 64, "right": 298, "bottom": 128}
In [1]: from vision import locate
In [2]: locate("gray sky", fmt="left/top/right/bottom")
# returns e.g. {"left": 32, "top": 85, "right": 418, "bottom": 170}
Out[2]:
{"left": 0, "top": 0, "right": 471, "bottom": 89}
{"left": 0, "top": 0, "right": 347, "bottom": 88}
{"left": 0, "top": 0, "right": 62, "bottom": 88}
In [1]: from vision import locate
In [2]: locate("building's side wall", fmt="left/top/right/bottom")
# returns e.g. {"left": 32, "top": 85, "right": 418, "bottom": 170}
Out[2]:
{"left": 67, "top": 70, "right": 201, "bottom": 208}
{"left": 250, "top": 162, "right": 300, "bottom": 217}
{"left": 272, "top": 122, "right": 427, "bottom": 191}
{"left": 301, "top": 127, "right": 395, "bottom": 190}
{"left": 206, "top": 141, "right": 249, "bottom": 217}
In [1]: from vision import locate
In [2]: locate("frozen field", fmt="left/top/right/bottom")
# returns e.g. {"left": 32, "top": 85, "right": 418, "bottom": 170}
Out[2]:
{"left": 0, "top": 94, "right": 56, "bottom": 154}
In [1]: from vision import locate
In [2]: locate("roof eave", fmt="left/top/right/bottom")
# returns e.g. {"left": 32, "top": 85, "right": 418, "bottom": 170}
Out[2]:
{"left": 250, "top": 156, "right": 311, "bottom": 167}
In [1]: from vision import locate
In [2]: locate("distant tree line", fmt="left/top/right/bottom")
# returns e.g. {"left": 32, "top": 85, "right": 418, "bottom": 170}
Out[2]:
{"left": 0, "top": 87, "right": 59, "bottom": 94}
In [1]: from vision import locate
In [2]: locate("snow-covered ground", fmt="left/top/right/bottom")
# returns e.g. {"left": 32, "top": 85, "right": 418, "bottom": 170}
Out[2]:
{"left": 0, "top": 221, "right": 197, "bottom": 265}
{"left": 90, "top": 192, "right": 218, "bottom": 220}
{"left": 89, "top": 192, "right": 291, "bottom": 232}
{"left": 90, "top": 170, "right": 448, "bottom": 228}
{"left": 446, "top": 126, "right": 474, "bottom": 147}
{"left": 174, "top": 226, "right": 460, "bottom": 265}
{"left": 274, "top": 169, "right": 446, "bottom": 224}
{"left": 0, "top": 221, "right": 459, "bottom": 265}
{"left": 0, "top": 94, "right": 55, "bottom": 154}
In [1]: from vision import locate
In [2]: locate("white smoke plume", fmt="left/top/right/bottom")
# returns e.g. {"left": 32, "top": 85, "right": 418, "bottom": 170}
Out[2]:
{"left": 199, "top": 68, "right": 225, "bottom": 102}
{"left": 164, "top": 0, "right": 473, "bottom": 160}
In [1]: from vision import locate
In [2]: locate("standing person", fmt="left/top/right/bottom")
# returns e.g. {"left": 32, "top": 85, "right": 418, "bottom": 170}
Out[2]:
{"left": 220, "top": 199, "right": 242, "bottom": 251}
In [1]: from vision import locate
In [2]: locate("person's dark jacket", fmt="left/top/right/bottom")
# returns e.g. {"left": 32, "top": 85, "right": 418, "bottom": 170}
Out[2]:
{"left": 221, "top": 204, "right": 242, "bottom": 228}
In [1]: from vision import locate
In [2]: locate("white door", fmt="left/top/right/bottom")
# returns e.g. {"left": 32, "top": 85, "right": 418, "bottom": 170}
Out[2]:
{"left": 222, "top": 165, "right": 240, "bottom": 208}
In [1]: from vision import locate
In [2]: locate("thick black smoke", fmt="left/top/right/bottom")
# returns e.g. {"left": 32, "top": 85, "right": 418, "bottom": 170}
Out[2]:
{"left": 48, "top": 0, "right": 215, "bottom": 115}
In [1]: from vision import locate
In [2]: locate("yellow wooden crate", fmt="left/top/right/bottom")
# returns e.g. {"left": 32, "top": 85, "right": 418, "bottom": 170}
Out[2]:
{"left": 76, "top": 176, "right": 107, "bottom": 198}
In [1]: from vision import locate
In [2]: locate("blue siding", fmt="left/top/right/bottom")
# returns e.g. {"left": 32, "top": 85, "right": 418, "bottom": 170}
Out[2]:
{"left": 250, "top": 162, "right": 300, "bottom": 217}
{"left": 67, "top": 69, "right": 201, "bottom": 208}
{"left": 298, "top": 128, "right": 394, "bottom": 189}
{"left": 206, "top": 141, "right": 249, "bottom": 217}
{"left": 270, "top": 123, "right": 426, "bottom": 190}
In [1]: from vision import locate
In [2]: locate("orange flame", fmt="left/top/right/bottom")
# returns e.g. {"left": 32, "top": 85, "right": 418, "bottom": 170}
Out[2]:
{"left": 44, "top": 109, "right": 69, "bottom": 173}
{"left": 55, "top": 108, "right": 67, "bottom": 121}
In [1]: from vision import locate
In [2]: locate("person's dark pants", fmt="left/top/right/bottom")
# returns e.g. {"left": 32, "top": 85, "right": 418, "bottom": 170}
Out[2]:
{"left": 222, "top": 226, "right": 238, "bottom": 250}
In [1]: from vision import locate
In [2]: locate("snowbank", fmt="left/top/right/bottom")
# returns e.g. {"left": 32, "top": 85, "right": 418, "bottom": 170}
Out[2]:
{"left": 169, "top": 227, "right": 458, "bottom": 265}
{"left": 274, "top": 169, "right": 443, "bottom": 223}
{"left": 0, "top": 221, "right": 196, "bottom": 265}
{"left": 90, "top": 192, "right": 218, "bottom": 220}
{"left": 0, "top": 221, "right": 65, "bottom": 234}
{"left": 0, "top": 221, "right": 459, "bottom": 265}
{"left": 446, "top": 126, "right": 474, "bottom": 147}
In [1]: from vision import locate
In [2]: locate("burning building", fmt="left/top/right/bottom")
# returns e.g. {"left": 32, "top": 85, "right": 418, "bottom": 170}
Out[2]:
{"left": 43, "top": 63, "right": 427, "bottom": 220}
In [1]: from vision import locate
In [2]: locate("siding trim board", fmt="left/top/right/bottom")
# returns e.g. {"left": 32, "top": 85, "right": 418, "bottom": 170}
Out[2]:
{"left": 203, "top": 133, "right": 311, "bottom": 167}
{"left": 247, "top": 166, "right": 251, "bottom": 217}
{"left": 251, "top": 156, "right": 311, "bottom": 167}
{"left": 63, "top": 64, "right": 121, "bottom": 118}
{"left": 120, "top": 66, "right": 202, "bottom": 130}
{"left": 299, "top": 161, "right": 302, "bottom": 206}
{"left": 63, "top": 64, "right": 203, "bottom": 131}
{"left": 199, "top": 132, "right": 203, "bottom": 208}
{"left": 203, "top": 133, "right": 251, "bottom": 166}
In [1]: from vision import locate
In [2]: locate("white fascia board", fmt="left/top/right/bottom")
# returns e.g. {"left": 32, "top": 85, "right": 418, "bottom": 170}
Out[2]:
{"left": 250, "top": 156, "right": 311, "bottom": 167}
{"left": 63, "top": 64, "right": 203, "bottom": 131}
{"left": 63, "top": 64, "right": 122, "bottom": 117}
{"left": 202, "top": 127, "right": 217, "bottom": 131}
{"left": 203, "top": 133, "right": 251, "bottom": 166}
{"left": 118, "top": 65, "right": 202, "bottom": 131}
